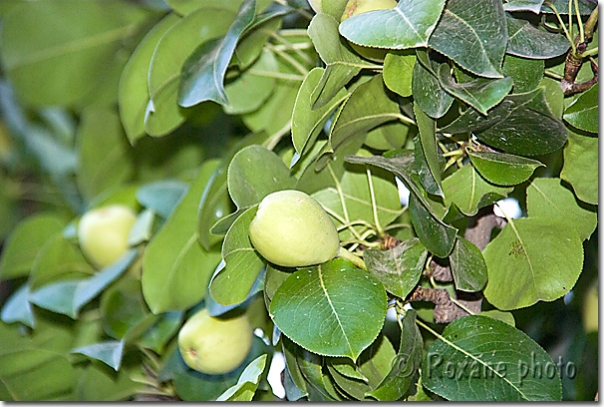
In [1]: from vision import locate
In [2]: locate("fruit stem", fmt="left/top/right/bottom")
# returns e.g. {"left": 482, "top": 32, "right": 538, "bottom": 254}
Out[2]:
{"left": 337, "top": 247, "right": 367, "bottom": 270}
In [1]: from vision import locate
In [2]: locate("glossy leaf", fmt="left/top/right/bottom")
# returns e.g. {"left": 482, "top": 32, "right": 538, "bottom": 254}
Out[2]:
{"left": 270, "top": 258, "right": 388, "bottom": 360}
{"left": 215, "top": 354, "right": 267, "bottom": 401}
{"left": 560, "top": 131, "right": 598, "bottom": 205}
{"left": 503, "top": 0, "right": 544, "bottom": 13}
{"left": 291, "top": 67, "right": 348, "bottom": 159}
{"left": 526, "top": 178, "right": 597, "bottom": 241}
{"left": 0, "top": 0, "right": 150, "bottom": 106}
{"left": 422, "top": 315, "right": 562, "bottom": 401}
{"left": 209, "top": 206, "right": 265, "bottom": 306}
{"left": 118, "top": 13, "right": 181, "bottom": 144}
{"left": 364, "top": 238, "right": 428, "bottom": 298}
{"left": 441, "top": 88, "right": 567, "bottom": 156}
{"left": 408, "top": 194, "right": 457, "bottom": 258}
{"left": 76, "top": 107, "right": 134, "bottom": 203}
{"left": 563, "top": 83, "right": 598, "bottom": 133}
{"left": 0, "top": 213, "right": 65, "bottom": 280}
{"left": 502, "top": 55, "right": 544, "bottom": 94}
{"left": 1, "top": 284, "right": 34, "bottom": 328}
{"left": 383, "top": 52, "right": 416, "bottom": 97}
{"left": 483, "top": 218, "right": 583, "bottom": 310}
{"left": 227, "top": 145, "right": 296, "bottom": 209}
{"left": 505, "top": 15, "right": 570, "bottom": 59}
{"left": 307, "top": 13, "right": 372, "bottom": 109}
{"left": 136, "top": 180, "right": 188, "bottom": 219}
{"left": 142, "top": 161, "right": 222, "bottom": 313}
{"left": 72, "top": 340, "right": 125, "bottom": 371}
{"left": 443, "top": 166, "right": 512, "bottom": 216}
{"left": 437, "top": 65, "right": 513, "bottom": 115}
{"left": 428, "top": 0, "right": 506, "bottom": 78}
{"left": 179, "top": 0, "right": 256, "bottom": 107}
{"left": 234, "top": 10, "right": 283, "bottom": 70}
{"left": 339, "top": 0, "right": 446, "bottom": 50}
{"left": 412, "top": 52, "right": 453, "bottom": 119}
{"left": 449, "top": 237, "right": 487, "bottom": 292}
{"left": 414, "top": 104, "right": 443, "bottom": 196}
{"left": 468, "top": 150, "right": 544, "bottom": 186}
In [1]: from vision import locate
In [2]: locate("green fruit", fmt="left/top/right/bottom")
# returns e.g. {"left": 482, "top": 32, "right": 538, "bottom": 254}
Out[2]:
{"left": 249, "top": 190, "right": 340, "bottom": 268}
{"left": 341, "top": 0, "right": 398, "bottom": 62}
{"left": 178, "top": 309, "right": 253, "bottom": 375}
{"left": 77, "top": 205, "right": 137, "bottom": 269}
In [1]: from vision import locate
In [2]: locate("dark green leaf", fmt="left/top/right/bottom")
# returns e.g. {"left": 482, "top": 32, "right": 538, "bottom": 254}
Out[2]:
{"left": 364, "top": 238, "right": 428, "bottom": 298}
{"left": 483, "top": 218, "right": 583, "bottom": 310}
{"left": 422, "top": 315, "right": 562, "bottom": 400}
{"left": 441, "top": 88, "right": 567, "bottom": 156}
{"left": 100, "top": 278, "right": 149, "bottom": 340}
{"left": 412, "top": 52, "right": 454, "bottom": 119}
{"left": 414, "top": 104, "right": 443, "bottom": 196}
{"left": 234, "top": 10, "right": 283, "bottom": 70}
{"left": 408, "top": 194, "right": 457, "bottom": 258}
{"left": 72, "top": 340, "right": 125, "bottom": 371}
{"left": 429, "top": 0, "right": 506, "bottom": 78}
{"left": 540, "top": 0, "right": 596, "bottom": 14}
{"left": 179, "top": 0, "right": 256, "bottom": 107}
{"left": 505, "top": 15, "right": 571, "bottom": 59}
{"left": 502, "top": 55, "right": 544, "bottom": 93}
{"left": 270, "top": 258, "right": 388, "bottom": 360}
{"left": 339, "top": 0, "right": 446, "bottom": 50}
{"left": 449, "top": 237, "right": 487, "bottom": 292}
{"left": 563, "top": 83, "right": 598, "bottom": 133}
{"left": 468, "top": 150, "right": 544, "bottom": 186}
{"left": 142, "top": 161, "right": 222, "bottom": 313}
{"left": 560, "top": 131, "right": 598, "bottom": 205}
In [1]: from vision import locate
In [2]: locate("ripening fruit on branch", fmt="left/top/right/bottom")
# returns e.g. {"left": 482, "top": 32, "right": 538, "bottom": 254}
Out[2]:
{"left": 341, "top": 0, "right": 398, "bottom": 61}
{"left": 77, "top": 204, "right": 137, "bottom": 269}
{"left": 178, "top": 309, "right": 253, "bottom": 375}
{"left": 248, "top": 190, "right": 340, "bottom": 268}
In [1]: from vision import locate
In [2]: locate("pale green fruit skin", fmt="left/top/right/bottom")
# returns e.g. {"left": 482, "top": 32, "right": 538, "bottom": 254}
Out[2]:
{"left": 341, "top": 0, "right": 398, "bottom": 61}
{"left": 249, "top": 190, "right": 340, "bottom": 268}
{"left": 178, "top": 309, "right": 253, "bottom": 375}
{"left": 77, "top": 205, "right": 137, "bottom": 269}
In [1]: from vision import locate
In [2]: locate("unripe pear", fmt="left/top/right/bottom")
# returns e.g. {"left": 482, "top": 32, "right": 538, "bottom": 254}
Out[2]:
{"left": 77, "top": 205, "right": 137, "bottom": 269}
{"left": 341, "top": 0, "right": 398, "bottom": 62}
{"left": 249, "top": 190, "right": 340, "bottom": 268}
{"left": 178, "top": 309, "right": 253, "bottom": 375}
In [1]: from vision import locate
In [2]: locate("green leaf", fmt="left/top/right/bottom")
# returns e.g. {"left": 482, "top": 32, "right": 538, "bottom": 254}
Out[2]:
{"left": 270, "top": 258, "right": 388, "bottom": 361}
{"left": 368, "top": 309, "right": 423, "bottom": 401}
{"left": 227, "top": 145, "right": 296, "bottom": 209}
{"left": 289, "top": 341, "right": 342, "bottom": 401}
{"left": 364, "top": 121, "right": 412, "bottom": 151}
{"left": 136, "top": 180, "right": 188, "bottom": 219}
{"left": 468, "top": 150, "right": 544, "bottom": 186}
{"left": 364, "top": 238, "right": 428, "bottom": 299}
{"left": 479, "top": 310, "right": 515, "bottom": 326}
{"left": 307, "top": 13, "right": 371, "bottom": 110}
{"left": 505, "top": 15, "right": 570, "bottom": 59}
{"left": 209, "top": 206, "right": 265, "bottom": 306}
{"left": 119, "top": 13, "right": 181, "bottom": 144}
{"left": 72, "top": 340, "right": 124, "bottom": 371}
{"left": 408, "top": 194, "right": 457, "bottom": 258}
{"left": 414, "top": 104, "right": 443, "bottom": 196}
{"left": 560, "top": 131, "right": 598, "bottom": 205}
{"left": 0, "top": 0, "right": 150, "bottom": 107}
{"left": 215, "top": 354, "right": 267, "bottom": 401}
{"left": 443, "top": 166, "right": 512, "bottom": 216}
{"left": 74, "top": 362, "right": 142, "bottom": 401}
{"left": 483, "top": 218, "right": 583, "bottom": 310}
{"left": 0, "top": 349, "right": 74, "bottom": 401}
{"left": 503, "top": 0, "right": 544, "bottom": 13}
{"left": 383, "top": 52, "right": 416, "bottom": 97}
{"left": 563, "top": 83, "right": 598, "bottom": 133}
{"left": 292, "top": 67, "right": 348, "bottom": 159}
{"left": 100, "top": 278, "right": 149, "bottom": 340}
{"left": 449, "top": 237, "right": 487, "bottom": 292}
{"left": 428, "top": 0, "right": 506, "bottom": 78}
{"left": 76, "top": 107, "right": 134, "bottom": 203}
{"left": 339, "top": 0, "right": 446, "bottom": 50}
{"left": 539, "top": 77, "right": 564, "bottom": 118}
{"left": 179, "top": 0, "right": 256, "bottom": 107}
{"left": 526, "top": 178, "right": 597, "bottom": 241}
{"left": 502, "top": 55, "right": 544, "bottom": 94}
{"left": 234, "top": 10, "right": 283, "bottom": 70}
{"left": 437, "top": 65, "right": 512, "bottom": 115}
{"left": 541, "top": 0, "right": 596, "bottom": 14}
{"left": 0, "top": 213, "right": 66, "bottom": 280}
{"left": 412, "top": 52, "right": 453, "bottom": 119}
{"left": 146, "top": 7, "right": 235, "bottom": 136}
{"left": 29, "top": 250, "right": 137, "bottom": 318}
{"left": 1, "top": 284, "right": 35, "bottom": 328}
{"left": 422, "top": 315, "right": 562, "bottom": 401}
{"left": 441, "top": 88, "right": 567, "bottom": 156}
{"left": 142, "top": 161, "right": 222, "bottom": 313}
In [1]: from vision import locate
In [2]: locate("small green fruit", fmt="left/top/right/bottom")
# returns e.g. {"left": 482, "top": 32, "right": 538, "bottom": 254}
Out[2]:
{"left": 249, "top": 190, "right": 340, "bottom": 268}
{"left": 77, "top": 205, "right": 137, "bottom": 269}
{"left": 178, "top": 309, "right": 253, "bottom": 375}
{"left": 341, "top": 0, "right": 398, "bottom": 62}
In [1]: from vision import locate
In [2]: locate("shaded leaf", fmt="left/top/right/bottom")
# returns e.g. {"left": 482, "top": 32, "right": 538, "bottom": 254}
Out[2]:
{"left": 179, "top": 0, "right": 256, "bottom": 107}
{"left": 383, "top": 52, "right": 416, "bottom": 97}
{"left": 505, "top": 15, "right": 571, "bottom": 59}
{"left": 216, "top": 354, "right": 267, "bottom": 401}
{"left": 136, "top": 180, "right": 188, "bottom": 219}
{"left": 414, "top": 104, "right": 443, "bottom": 196}
{"left": 449, "top": 237, "right": 487, "bottom": 292}
{"left": 502, "top": 55, "right": 544, "bottom": 93}
{"left": 412, "top": 51, "right": 454, "bottom": 119}
{"left": 560, "top": 131, "right": 598, "bottom": 205}
{"left": 364, "top": 238, "right": 428, "bottom": 299}
{"left": 1, "top": 284, "right": 35, "bottom": 328}
{"left": 428, "top": 0, "right": 507, "bottom": 78}
{"left": 563, "top": 83, "right": 598, "bottom": 133}
{"left": 468, "top": 150, "right": 544, "bottom": 186}
{"left": 408, "top": 194, "right": 457, "bottom": 258}
{"left": 483, "top": 218, "right": 583, "bottom": 310}
{"left": 72, "top": 340, "right": 125, "bottom": 371}
{"left": 270, "top": 258, "right": 388, "bottom": 361}
{"left": 422, "top": 315, "right": 562, "bottom": 400}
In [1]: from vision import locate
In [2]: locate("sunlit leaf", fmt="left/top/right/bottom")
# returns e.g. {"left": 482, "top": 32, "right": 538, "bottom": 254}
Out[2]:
{"left": 560, "top": 131, "right": 598, "bottom": 205}
{"left": 468, "top": 150, "right": 544, "bottom": 187}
